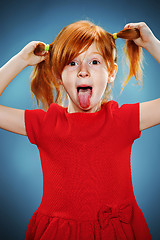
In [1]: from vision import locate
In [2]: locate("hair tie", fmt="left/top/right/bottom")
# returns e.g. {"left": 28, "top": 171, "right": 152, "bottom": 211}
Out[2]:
{"left": 45, "top": 44, "right": 50, "bottom": 51}
{"left": 113, "top": 33, "right": 118, "bottom": 40}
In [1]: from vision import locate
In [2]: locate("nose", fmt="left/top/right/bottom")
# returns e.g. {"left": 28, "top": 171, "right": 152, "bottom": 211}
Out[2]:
{"left": 77, "top": 63, "right": 90, "bottom": 78}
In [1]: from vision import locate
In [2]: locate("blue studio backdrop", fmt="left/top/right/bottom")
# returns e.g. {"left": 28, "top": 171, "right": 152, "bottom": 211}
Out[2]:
{"left": 0, "top": 0, "right": 160, "bottom": 239}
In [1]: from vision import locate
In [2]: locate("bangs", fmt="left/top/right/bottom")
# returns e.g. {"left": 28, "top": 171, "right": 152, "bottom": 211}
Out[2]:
{"left": 51, "top": 21, "right": 116, "bottom": 78}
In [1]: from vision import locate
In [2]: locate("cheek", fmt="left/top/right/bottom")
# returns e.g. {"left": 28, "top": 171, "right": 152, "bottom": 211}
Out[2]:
{"left": 61, "top": 70, "right": 69, "bottom": 84}
{"left": 61, "top": 69, "right": 67, "bottom": 82}
{"left": 61, "top": 70, "right": 73, "bottom": 89}
{"left": 97, "top": 70, "right": 109, "bottom": 86}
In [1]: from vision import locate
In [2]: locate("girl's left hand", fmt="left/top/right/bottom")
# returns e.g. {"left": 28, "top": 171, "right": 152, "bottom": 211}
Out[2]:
{"left": 124, "top": 22, "right": 156, "bottom": 49}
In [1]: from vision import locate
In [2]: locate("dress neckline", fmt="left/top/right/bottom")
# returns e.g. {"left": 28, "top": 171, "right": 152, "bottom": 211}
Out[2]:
{"left": 64, "top": 102, "right": 107, "bottom": 118}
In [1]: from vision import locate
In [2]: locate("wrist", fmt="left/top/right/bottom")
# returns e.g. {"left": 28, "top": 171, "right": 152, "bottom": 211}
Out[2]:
{"left": 16, "top": 51, "right": 30, "bottom": 68}
{"left": 144, "top": 36, "right": 160, "bottom": 52}
{"left": 144, "top": 37, "right": 160, "bottom": 64}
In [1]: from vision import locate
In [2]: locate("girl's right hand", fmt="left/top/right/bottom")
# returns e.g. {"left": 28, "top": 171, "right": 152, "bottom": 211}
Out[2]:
{"left": 18, "top": 41, "right": 48, "bottom": 66}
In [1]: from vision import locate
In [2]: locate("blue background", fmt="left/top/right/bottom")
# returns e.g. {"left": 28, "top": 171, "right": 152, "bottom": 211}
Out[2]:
{"left": 0, "top": 0, "right": 160, "bottom": 239}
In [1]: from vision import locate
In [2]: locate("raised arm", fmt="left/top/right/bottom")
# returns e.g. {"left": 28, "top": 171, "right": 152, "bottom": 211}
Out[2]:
{"left": 0, "top": 41, "right": 48, "bottom": 135}
{"left": 124, "top": 22, "right": 160, "bottom": 131}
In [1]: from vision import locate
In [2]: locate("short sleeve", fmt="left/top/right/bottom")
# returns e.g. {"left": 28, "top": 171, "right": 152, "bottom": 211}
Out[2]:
{"left": 118, "top": 102, "right": 141, "bottom": 141}
{"left": 25, "top": 108, "right": 46, "bottom": 145}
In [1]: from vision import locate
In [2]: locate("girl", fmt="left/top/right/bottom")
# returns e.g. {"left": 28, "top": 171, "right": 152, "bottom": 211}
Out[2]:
{"left": 0, "top": 20, "right": 159, "bottom": 240}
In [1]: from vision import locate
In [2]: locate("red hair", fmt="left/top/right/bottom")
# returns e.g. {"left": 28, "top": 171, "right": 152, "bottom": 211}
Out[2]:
{"left": 31, "top": 20, "right": 143, "bottom": 111}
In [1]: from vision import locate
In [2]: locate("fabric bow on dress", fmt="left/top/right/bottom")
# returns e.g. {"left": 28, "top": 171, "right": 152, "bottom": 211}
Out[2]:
{"left": 97, "top": 202, "right": 135, "bottom": 240}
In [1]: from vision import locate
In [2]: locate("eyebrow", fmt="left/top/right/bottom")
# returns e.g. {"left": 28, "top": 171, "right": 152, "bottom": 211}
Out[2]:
{"left": 74, "top": 51, "right": 103, "bottom": 60}
{"left": 89, "top": 52, "right": 103, "bottom": 56}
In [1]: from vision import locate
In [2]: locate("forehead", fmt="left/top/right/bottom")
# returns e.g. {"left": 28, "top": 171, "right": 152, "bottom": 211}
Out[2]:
{"left": 78, "top": 42, "right": 103, "bottom": 57}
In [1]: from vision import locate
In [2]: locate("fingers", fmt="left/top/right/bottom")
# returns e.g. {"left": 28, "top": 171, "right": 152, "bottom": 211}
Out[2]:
{"left": 40, "top": 55, "right": 48, "bottom": 62}
{"left": 32, "top": 40, "right": 46, "bottom": 47}
{"left": 41, "top": 50, "right": 49, "bottom": 56}
{"left": 26, "top": 41, "right": 41, "bottom": 51}
{"left": 124, "top": 22, "right": 146, "bottom": 30}
{"left": 31, "top": 41, "right": 49, "bottom": 57}
{"left": 29, "top": 41, "right": 49, "bottom": 55}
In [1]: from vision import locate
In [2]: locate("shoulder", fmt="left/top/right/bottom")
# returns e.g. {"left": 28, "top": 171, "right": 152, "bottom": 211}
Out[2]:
{"left": 106, "top": 100, "right": 139, "bottom": 110}
{"left": 25, "top": 103, "right": 65, "bottom": 124}
{"left": 103, "top": 100, "right": 119, "bottom": 114}
{"left": 41, "top": 103, "right": 67, "bottom": 124}
{"left": 46, "top": 103, "right": 66, "bottom": 115}
{"left": 105, "top": 100, "right": 141, "bottom": 141}
{"left": 104, "top": 100, "right": 140, "bottom": 123}
{"left": 106, "top": 100, "right": 139, "bottom": 112}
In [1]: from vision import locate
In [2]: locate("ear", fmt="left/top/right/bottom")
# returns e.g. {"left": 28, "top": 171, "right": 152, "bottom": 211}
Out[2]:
{"left": 108, "top": 63, "right": 118, "bottom": 83}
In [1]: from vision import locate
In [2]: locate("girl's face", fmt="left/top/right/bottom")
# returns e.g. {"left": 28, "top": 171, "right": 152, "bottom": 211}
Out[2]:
{"left": 61, "top": 43, "right": 117, "bottom": 113}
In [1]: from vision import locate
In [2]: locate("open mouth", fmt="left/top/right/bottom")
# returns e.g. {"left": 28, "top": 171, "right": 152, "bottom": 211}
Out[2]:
{"left": 77, "top": 86, "right": 93, "bottom": 108}
{"left": 77, "top": 86, "right": 92, "bottom": 92}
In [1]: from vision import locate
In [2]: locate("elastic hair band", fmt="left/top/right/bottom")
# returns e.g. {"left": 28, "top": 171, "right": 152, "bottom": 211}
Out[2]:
{"left": 45, "top": 44, "right": 50, "bottom": 51}
{"left": 113, "top": 33, "right": 118, "bottom": 40}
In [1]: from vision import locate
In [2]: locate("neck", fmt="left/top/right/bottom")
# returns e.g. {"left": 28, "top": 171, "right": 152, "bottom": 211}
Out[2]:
{"left": 67, "top": 100, "right": 102, "bottom": 113}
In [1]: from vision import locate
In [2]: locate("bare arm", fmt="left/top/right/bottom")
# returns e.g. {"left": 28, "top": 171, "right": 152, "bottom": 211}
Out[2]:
{"left": 0, "top": 41, "right": 47, "bottom": 135}
{"left": 140, "top": 98, "right": 160, "bottom": 131}
{"left": 144, "top": 37, "right": 160, "bottom": 64}
{"left": 0, "top": 105, "right": 26, "bottom": 135}
{"left": 0, "top": 41, "right": 47, "bottom": 96}
{"left": 124, "top": 22, "right": 160, "bottom": 131}
{"left": 0, "top": 54, "right": 27, "bottom": 96}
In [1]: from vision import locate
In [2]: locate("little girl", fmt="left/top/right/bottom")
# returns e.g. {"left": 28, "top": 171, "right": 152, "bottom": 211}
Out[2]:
{"left": 0, "top": 20, "right": 159, "bottom": 240}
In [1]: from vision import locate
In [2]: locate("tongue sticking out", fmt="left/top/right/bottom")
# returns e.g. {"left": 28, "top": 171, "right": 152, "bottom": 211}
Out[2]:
{"left": 77, "top": 88, "right": 92, "bottom": 108}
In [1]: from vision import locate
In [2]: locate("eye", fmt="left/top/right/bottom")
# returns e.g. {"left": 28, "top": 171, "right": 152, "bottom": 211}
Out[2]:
{"left": 68, "top": 61, "right": 78, "bottom": 66}
{"left": 90, "top": 60, "right": 100, "bottom": 65}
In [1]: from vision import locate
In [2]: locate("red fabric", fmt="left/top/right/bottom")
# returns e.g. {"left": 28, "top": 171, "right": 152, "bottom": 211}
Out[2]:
{"left": 24, "top": 100, "right": 152, "bottom": 240}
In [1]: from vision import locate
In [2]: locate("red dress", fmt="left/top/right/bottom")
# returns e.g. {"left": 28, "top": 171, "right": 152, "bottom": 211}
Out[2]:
{"left": 24, "top": 100, "right": 152, "bottom": 240}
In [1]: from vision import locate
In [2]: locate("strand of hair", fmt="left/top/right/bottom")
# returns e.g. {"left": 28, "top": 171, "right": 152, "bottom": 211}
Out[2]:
{"left": 34, "top": 43, "right": 45, "bottom": 56}
{"left": 117, "top": 28, "right": 140, "bottom": 40}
